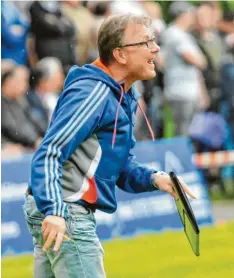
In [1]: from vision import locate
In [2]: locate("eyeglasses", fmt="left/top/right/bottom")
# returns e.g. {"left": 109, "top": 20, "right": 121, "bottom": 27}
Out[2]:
{"left": 120, "top": 37, "right": 157, "bottom": 49}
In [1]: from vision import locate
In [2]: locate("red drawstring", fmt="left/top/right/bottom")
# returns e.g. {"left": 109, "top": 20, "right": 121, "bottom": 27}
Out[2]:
{"left": 112, "top": 86, "right": 125, "bottom": 148}
{"left": 112, "top": 87, "right": 155, "bottom": 148}
{"left": 137, "top": 103, "right": 155, "bottom": 141}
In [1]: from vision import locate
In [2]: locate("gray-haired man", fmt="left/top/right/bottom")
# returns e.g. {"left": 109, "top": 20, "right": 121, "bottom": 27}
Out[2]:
{"left": 24, "top": 13, "right": 196, "bottom": 278}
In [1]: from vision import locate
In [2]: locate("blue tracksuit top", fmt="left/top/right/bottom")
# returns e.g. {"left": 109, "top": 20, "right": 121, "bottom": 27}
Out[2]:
{"left": 29, "top": 61, "right": 158, "bottom": 218}
{"left": 1, "top": 1, "right": 29, "bottom": 65}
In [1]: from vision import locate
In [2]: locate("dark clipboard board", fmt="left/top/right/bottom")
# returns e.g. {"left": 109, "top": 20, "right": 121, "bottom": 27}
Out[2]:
{"left": 169, "top": 171, "right": 200, "bottom": 256}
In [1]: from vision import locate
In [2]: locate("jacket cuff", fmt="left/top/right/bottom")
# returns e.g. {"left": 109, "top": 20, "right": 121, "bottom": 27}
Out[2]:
{"left": 148, "top": 170, "right": 159, "bottom": 191}
{"left": 44, "top": 203, "right": 69, "bottom": 220}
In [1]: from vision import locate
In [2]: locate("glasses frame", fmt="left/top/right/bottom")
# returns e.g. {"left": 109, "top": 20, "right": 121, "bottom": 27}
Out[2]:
{"left": 120, "top": 36, "right": 156, "bottom": 49}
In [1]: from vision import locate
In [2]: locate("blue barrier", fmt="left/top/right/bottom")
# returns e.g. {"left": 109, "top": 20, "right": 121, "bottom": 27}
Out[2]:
{"left": 1, "top": 137, "right": 213, "bottom": 255}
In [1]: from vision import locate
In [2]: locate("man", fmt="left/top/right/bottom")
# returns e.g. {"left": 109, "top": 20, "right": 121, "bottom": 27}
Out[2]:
{"left": 194, "top": 2, "right": 225, "bottom": 106}
{"left": 220, "top": 32, "right": 234, "bottom": 181}
{"left": 61, "top": 0, "right": 96, "bottom": 65}
{"left": 27, "top": 57, "right": 64, "bottom": 125}
{"left": 1, "top": 62, "right": 42, "bottom": 149}
{"left": 29, "top": 0, "right": 76, "bottom": 74}
{"left": 160, "top": 1, "right": 207, "bottom": 136}
{"left": 24, "top": 14, "right": 196, "bottom": 278}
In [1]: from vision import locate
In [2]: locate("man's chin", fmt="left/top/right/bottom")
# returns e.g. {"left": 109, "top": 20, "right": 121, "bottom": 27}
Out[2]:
{"left": 135, "top": 69, "right": 157, "bottom": 81}
{"left": 144, "top": 71, "right": 157, "bottom": 80}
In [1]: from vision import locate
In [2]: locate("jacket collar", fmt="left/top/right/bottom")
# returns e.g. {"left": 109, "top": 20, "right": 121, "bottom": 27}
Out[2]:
{"left": 92, "top": 58, "right": 113, "bottom": 77}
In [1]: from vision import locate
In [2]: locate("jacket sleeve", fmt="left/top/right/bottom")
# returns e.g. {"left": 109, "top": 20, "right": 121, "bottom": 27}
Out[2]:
{"left": 1, "top": 16, "right": 27, "bottom": 48}
{"left": 30, "top": 80, "right": 109, "bottom": 218}
{"left": 116, "top": 151, "right": 158, "bottom": 193}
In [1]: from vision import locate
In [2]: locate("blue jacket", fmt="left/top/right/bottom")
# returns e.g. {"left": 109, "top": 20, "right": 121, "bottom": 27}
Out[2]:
{"left": 29, "top": 60, "right": 157, "bottom": 218}
{"left": 1, "top": 1, "right": 29, "bottom": 65}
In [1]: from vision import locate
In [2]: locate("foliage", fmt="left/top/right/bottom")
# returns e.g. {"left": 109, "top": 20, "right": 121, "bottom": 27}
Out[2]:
{"left": 156, "top": 1, "right": 234, "bottom": 23}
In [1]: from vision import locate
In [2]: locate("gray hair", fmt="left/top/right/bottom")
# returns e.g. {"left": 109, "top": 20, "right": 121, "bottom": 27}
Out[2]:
{"left": 98, "top": 13, "right": 152, "bottom": 65}
{"left": 36, "top": 57, "right": 62, "bottom": 80}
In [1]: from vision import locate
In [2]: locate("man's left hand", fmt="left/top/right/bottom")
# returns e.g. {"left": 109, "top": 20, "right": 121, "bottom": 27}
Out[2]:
{"left": 152, "top": 172, "right": 197, "bottom": 199}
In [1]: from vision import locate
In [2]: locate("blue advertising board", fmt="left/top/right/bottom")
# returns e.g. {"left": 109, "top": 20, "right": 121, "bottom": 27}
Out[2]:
{"left": 1, "top": 138, "right": 213, "bottom": 255}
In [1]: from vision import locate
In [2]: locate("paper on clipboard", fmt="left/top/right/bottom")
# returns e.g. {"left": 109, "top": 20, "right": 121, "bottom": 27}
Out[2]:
{"left": 169, "top": 171, "right": 200, "bottom": 256}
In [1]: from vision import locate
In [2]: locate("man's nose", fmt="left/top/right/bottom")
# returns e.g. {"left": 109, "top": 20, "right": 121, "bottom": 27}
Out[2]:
{"left": 152, "top": 43, "right": 160, "bottom": 53}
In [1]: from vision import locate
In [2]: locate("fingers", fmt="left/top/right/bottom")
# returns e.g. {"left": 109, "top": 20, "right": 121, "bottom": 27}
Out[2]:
{"left": 41, "top": 215, "right": 67, "bottom": 252}
{"left": 42, "top": 229, "right": 66, "bottom": 252}
{"left": 42, "top": 226, "right": 50, "bottom": 242}
{"left": 179, "top": 179, "right": 197, "bottom": 199}
{"left": 42, "top": 220, "right": 47, "bottom": 232}
{"left": 53, "top": 232, "right": 64, "bottom": 252}
{"left": 153, "top": 172, "right": 197, "bottom": 200}
{"left": 164, "top": 184, "right": 178, "bottom": 199}
{"left": 43, "top": 230, "right": 57, "bottom": 252}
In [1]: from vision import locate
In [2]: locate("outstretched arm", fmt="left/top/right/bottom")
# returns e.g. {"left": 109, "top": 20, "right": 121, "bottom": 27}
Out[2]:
{"left": 116, "top": 151, "right": 157, "bottom": 193}
{"left": 151, "top": 171, "right": 197, "bottom": 199}
{"left": 116, "top": 152, "right": 196, "bottom": 199}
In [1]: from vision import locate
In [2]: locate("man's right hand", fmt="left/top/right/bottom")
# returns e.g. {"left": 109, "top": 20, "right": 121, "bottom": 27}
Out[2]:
{"left": 42, "top": 215, "right": 66, "bottom": 252}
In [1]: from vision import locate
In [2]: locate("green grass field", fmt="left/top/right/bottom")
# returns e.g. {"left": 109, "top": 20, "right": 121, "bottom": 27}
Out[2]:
{"left": 2, "top": 222, "right": 234, "bottom": 278}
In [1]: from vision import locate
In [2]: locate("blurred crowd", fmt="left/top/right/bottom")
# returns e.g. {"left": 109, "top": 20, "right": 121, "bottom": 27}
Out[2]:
{"left": 1, "top": 0, "right": 234, "bottom": 176}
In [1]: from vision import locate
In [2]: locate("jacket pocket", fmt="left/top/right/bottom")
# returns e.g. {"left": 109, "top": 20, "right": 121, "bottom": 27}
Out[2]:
{"left": 94, "top": 173, "right": 116, "bottom": 182}
{"left": 93, "top": 174, "right": 117, "bottom": 212}
{"left": 23, "top": 196, "right": 44, "bottom": 232}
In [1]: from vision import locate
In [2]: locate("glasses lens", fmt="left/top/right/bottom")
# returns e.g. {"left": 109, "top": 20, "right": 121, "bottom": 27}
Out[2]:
{"left": 148, "top": 39, "right": 156, "bottom": 49}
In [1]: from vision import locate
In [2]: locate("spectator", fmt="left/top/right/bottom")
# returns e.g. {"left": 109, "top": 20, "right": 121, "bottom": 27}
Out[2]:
{"left": 195, "top": 2, "right": 225, "bottom": 105}
{"left": 29, "top": 1, "right": 77, "bottom": 74}
{"left": 189, "top": 110, "right": 227, "bottom": 194}
{"left": 220, "top": 32, "right": 234, "bottom": 182}
{"left": 1, "top": 60, "right": 24, "bottom": 156}
{"left": 1, "top": 62, "right": 42, "bottom": 148}
{"left": 1, "top": 59, "right": 16, "bottom": 75}
{"left": 13, "top": 0, "right": 34, "bottom": 22}
{"left": 216, "top": 4, "right": 234, "bottom": 35}
{"left": 134, "top": 2, "right": 166, "bottom": 141}
{"left": 86, "top": 1, "right": 111, "bottom": 63}
{"left": 1, "top": 0, "right": 29, "bottom": 65}
{"left": 220, "top": 33, "right": 234, "bottom": 144}
{"left": 160, "top": 1, "right": 207, "bottom": 136}
{"left": 109, "top": 0, "right": 147, "bottom": 16}
{"left": 142, "top": 1, "right": 166, "bottom": 41}
{"left": 61, "top": 0, "right": 95, "bottom": 65}
{"left": 28, "top": 57, "right": 64, "bottom": 122}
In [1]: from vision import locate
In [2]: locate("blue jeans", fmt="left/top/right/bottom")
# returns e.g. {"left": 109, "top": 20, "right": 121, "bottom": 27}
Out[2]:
{"left": 23, "top": 195, "right": 106, "bottom": 278}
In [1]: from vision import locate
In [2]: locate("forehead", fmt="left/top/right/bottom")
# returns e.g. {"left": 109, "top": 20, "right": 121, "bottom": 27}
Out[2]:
{"left": 14, "top": 67, "right": 29, "bottom": 77}
{"left": 197, "top": 5, "right": 212, "bottom": 16}
{"left": 124, "top": 23, "right": 152, "bottom": 42}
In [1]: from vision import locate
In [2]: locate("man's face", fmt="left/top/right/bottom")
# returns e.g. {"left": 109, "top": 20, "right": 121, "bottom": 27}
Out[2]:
{"left": 42, "top": 68, "right": 65, "bottom": 94}
{"left": 120, "top": 23, "right": 160, "bottom": 81}
{"left": 10, "top": 67, "right": 29, "bottom": 98}
{"left": 185, "top": 12, "right": 196, "bottom": 31}
{"left": 196, "top": 5, "right": 213, "bottom": 30}
{"left": 64, "top": 0, "right": 81, "bottom": 8}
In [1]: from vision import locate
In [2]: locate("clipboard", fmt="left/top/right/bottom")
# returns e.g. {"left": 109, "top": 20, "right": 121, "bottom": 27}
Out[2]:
{"left": 169, "top": 171, "right": 200, "bottom": 256}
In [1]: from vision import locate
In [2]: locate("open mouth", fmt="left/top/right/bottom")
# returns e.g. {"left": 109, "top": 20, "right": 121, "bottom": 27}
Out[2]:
{"left": 148, "top": 59, "right": 155, "bottom": 65}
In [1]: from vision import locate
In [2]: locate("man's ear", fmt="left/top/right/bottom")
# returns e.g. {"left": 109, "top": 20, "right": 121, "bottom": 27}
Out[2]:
{"left": 113, "top": 48, "right": 127, "bottom": 65}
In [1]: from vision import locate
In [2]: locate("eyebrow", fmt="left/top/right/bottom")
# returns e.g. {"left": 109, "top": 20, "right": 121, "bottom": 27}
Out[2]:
{"left": 142, "top": 35, "right": 151, "bottom": 41}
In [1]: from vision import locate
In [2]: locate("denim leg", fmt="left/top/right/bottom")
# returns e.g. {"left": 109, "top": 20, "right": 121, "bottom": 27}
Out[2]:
{"left": 48, "top": 204, "right": 106, "bottom": 278}
{"left": 23, "top": 196, "right": 106, "bottom": 278}
{"left": 23, "top": 195, "right": 55, "bottom": 278}
{"left": 34, "top": 245, "right": 55, "bottom": 278}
